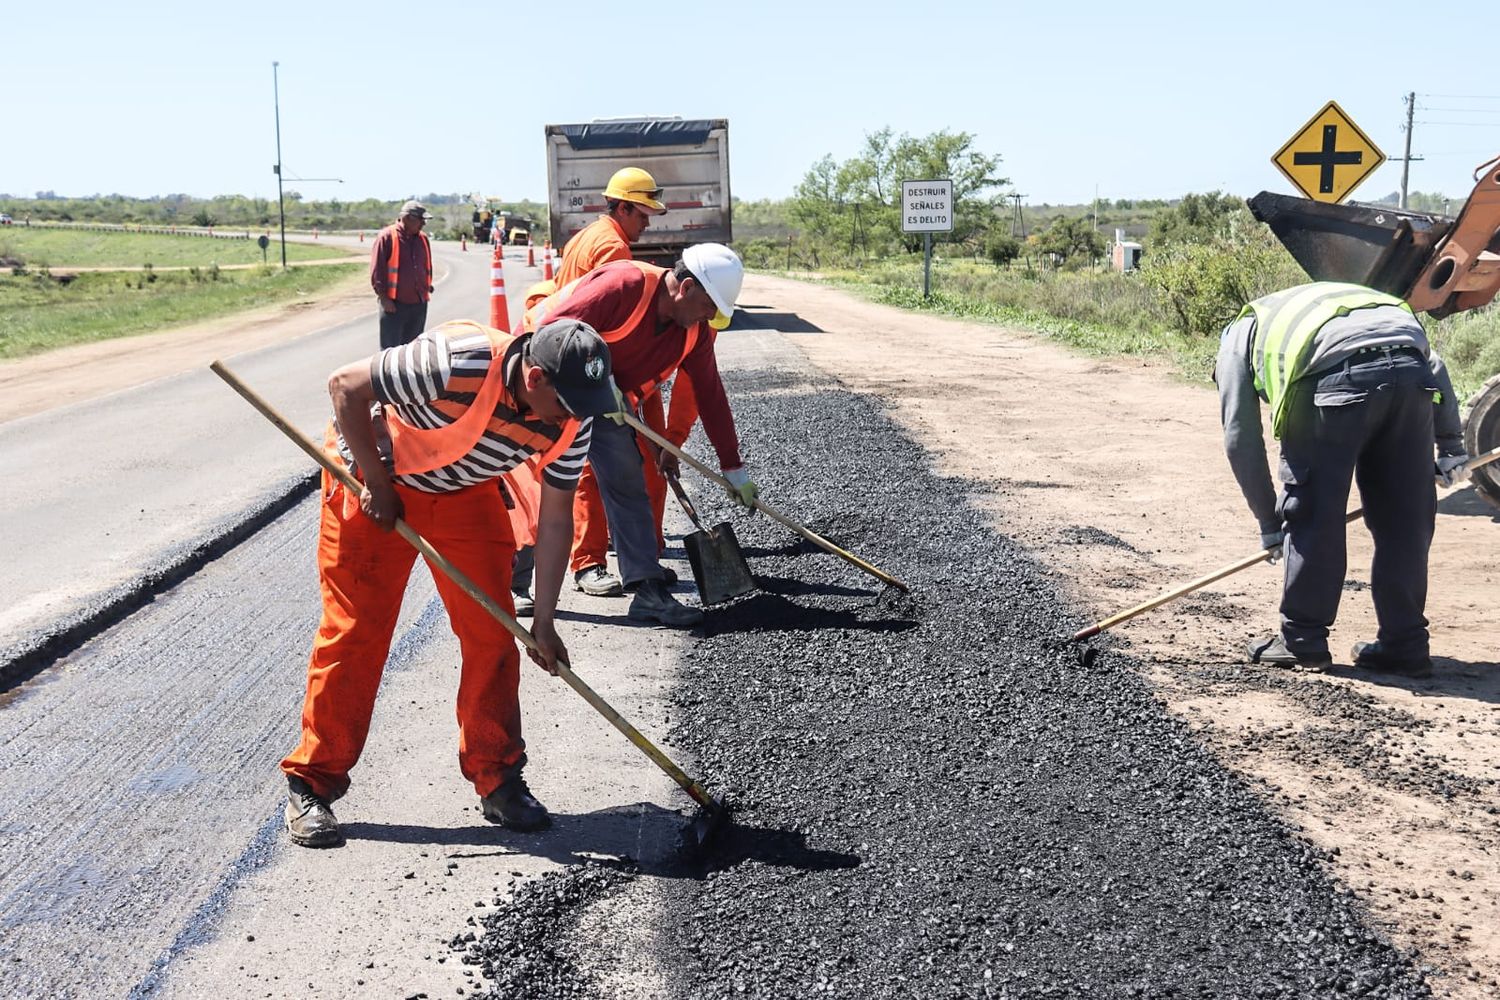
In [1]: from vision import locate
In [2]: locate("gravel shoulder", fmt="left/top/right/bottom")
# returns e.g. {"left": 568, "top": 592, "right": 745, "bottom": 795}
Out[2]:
{"left": 748, "top": 272, "right": 1499, "bottom": 998}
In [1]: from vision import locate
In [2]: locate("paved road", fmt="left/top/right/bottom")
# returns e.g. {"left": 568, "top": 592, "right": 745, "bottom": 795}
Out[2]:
{"left": 0, "top": 241, "right": 534, "bottom": 669}
{"left": 0, "top": 240, "right": 649, "bottom": 998}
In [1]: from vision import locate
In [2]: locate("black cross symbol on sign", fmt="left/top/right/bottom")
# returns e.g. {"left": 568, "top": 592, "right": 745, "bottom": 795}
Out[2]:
{"left": 1293, "top": 124, "right": 1363, "bottom": 194}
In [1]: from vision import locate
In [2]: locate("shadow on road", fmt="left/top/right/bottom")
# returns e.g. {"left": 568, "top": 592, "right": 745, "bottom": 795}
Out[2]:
{"left": 341, "top": 801, "right": 861, "bottom": 880}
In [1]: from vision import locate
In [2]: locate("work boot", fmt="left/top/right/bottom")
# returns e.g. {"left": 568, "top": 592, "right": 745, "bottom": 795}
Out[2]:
{"left": 1245, "top": 634, "right": 1332, "bottom": 671}
{"left": 628, "top": 578, "right": 703, "bottom": 628}
{"left": 512, "top": 588, "right": 535, "bottom": 618}
{"left": 574, "top": 565, "right": 624, "bottom": 597}
{"left": 285, "top": 776, "right": 343, "bottom": 848}
{"left": 481, "top": 770, "right": 551, "bottom": 832}
{"left": 1352, "top": 641, "right": 1433, "bottom": 678}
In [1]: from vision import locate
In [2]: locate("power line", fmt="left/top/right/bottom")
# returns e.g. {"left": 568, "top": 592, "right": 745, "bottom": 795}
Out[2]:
{"left": 1414, "top": 120, "right": 1500, "bottom": 128}
{"left": 1417, "top": 93, "right": 1500, "bottom": 101}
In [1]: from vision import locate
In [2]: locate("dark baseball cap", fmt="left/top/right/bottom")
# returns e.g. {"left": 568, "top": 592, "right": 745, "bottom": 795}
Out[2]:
{"left": 529, "top": 319, "right": 615, "bottom": 417}
{"left": 400, "top": 199, "right": 432, "bottom": 219}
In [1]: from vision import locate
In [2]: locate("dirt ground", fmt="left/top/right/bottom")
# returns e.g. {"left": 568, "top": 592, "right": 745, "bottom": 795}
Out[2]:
{"left": 741, "top": 272, "right": 1500, "bottom": 998}
{"left": 9, "top": 269, "right": 1496, "bottom": 995}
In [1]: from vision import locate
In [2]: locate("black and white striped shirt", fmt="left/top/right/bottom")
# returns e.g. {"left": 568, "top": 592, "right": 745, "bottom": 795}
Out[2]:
{"left": 338, "top": 325, "right": 592, "bottom": 493}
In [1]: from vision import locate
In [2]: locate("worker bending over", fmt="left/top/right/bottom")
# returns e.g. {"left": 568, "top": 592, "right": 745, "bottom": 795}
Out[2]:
{"left": 514, "top": 167, "right": 675, "bottom": 604}
{"left": 522, "top": 243, "right": 755, "bottom": 628}
{"left": 1217, "top": 281, "right": 1468, "bottom": 677}
{"left": 280, "top": 318, "right": 618, "bottom": 848}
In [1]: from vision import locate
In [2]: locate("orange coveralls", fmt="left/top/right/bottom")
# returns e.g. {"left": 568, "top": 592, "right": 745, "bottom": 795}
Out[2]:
{"left": 282, "top": 325, "right": 581, "bottom": 802}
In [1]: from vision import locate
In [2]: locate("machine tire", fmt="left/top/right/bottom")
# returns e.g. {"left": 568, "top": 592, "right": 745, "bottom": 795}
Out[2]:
{"left": 1463, "top": 373, "right": 1500, "bottom": 511}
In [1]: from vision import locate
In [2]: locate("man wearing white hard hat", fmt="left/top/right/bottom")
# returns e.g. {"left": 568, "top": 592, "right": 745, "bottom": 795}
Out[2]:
{"left": 515, "top": 243, "right": 753, "bottom": 627}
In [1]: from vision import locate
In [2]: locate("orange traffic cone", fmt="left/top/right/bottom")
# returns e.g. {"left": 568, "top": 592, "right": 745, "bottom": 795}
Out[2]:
{"left": 461, "top": 234, "right": 468, "bottom": 252}
{"left": 543, "top": 242, "right": 554, "bottom": 281}
{"left": 358, "top": 231, "right": 364, "bottom": 242}
{"left": 490, "top": 243, "right": 511, "bottom": 331}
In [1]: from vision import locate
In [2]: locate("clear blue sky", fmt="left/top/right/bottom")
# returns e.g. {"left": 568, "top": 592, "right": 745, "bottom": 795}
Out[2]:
{"left": 9, "top": 0, "right": 1500, "bottom": 207}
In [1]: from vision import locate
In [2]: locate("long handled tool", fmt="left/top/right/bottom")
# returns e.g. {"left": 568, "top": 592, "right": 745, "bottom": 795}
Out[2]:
{"left": 210, "top": 361, "right": 730, "bottom": 852}
{"left": 619, "top": 410, "right": 910, "bottom": 593}
{"left": 665, "top": 469, "right": 757, "bottom": 606}
{"left": 1071, "top": 444, "right": 1500, "bottom": 642}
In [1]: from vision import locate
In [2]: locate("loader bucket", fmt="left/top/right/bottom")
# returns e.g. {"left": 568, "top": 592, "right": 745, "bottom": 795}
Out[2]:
{"left": 1251, "top": 157, "right": 1500, "bottom": 317}
{"left": 1247, "top": 191, "right": 1451, "bottom": 297}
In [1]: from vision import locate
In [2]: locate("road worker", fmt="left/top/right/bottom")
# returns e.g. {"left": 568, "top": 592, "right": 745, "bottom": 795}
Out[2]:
{"left": 370, "top": 200, "right": 435, "bottom": 348}
{"left": 280, "top": 317, "right": 618, "bottom": 848}
{"left": 518, "top": 244, "right": 754, "bottom": 628}
{"left": 511, "top": 168, "right": 672, "bottom": 607}
{"left": 1216, "top": 281, "right": 1468, "bottom": 678}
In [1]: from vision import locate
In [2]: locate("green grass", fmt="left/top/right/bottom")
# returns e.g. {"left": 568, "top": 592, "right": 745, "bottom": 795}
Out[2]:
{"left": 0, "top": 228, "right": 353, "bottom": 268}
{"left": 789, "top": 257, "right": 1500, "bottom": 399}
{"left": 0, "top": 264, "right": 363, "bottom": 360}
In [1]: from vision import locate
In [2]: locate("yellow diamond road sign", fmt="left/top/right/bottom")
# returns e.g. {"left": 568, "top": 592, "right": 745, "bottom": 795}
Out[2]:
{"left": 1272, "top": 101, "right": 1386, "bottom": 204}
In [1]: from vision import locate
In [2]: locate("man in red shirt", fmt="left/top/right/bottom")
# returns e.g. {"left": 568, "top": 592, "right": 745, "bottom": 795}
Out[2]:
{"left": 370, "top": 200, "right": 435, "bottom": 348}
{"left": 516, "top": 168, "right": 670, "bottom": 603}
{"left": 526, "top": 244, "right": 755, "bottom": 627}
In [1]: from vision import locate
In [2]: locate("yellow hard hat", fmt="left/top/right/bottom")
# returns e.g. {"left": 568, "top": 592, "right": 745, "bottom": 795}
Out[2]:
{"left": 603, "top": 167, "right": 666, "bottom": 214}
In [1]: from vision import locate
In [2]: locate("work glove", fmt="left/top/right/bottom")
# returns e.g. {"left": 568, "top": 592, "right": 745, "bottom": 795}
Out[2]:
{"left": 1436, "top": 453, "right": 1471, "bottom": 487}
{"left": 1260, "top": 529, "right": 1284, "bottom": 566}
{"left": 606, "top": 385, "right": 627, "bottom": 426}
{"left": 723, "top": 466, "right": 759, "bottom": 512}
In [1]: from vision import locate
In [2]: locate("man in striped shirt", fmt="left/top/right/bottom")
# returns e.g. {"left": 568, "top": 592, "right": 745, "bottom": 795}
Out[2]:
{"left": 280, "top": 318, "right": 617, "bottom": 848}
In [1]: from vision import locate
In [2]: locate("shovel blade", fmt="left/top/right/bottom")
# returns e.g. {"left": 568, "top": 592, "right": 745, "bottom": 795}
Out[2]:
{"left": 684, "top": 521, "right": 757, "bottom": 606}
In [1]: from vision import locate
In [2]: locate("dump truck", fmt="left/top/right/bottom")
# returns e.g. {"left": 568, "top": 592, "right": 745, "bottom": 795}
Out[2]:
{"left": 544, "top": 118, "right": 731, "bottom": 265}
{"left": 1249, "top": 154, "right": 1500, "bottom": 508}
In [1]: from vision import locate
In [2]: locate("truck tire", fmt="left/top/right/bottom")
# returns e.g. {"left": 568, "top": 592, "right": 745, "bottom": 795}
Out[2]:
{"left": 1463, "top": 373, "right": 1500, "bottom": 511}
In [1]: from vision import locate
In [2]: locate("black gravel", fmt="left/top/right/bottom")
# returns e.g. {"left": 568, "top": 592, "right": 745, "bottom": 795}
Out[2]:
{"left": 468, "top": 365, "right": 1431, "bottom": 999}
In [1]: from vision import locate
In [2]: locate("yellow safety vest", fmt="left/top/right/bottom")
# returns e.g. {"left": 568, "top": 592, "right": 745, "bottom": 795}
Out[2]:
{"left": 1240, "top": 282, "right": 1412, "bottom": 438}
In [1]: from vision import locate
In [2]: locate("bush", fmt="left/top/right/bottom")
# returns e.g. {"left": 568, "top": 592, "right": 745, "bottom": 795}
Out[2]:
{"left": 984, "top": 232, "right": 1021, "bottom": 268}
{"left": 1140, "top": 229, "right": 1304, "bottom": 338}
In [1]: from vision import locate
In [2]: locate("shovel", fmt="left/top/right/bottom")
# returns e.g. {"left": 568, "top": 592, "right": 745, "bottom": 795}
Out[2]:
{"left": 666, "top": 469, "right": 757, "bottom": 606}
{"left": 210, "top": 361, "right": 731, "bottom": 855}
{"left": 1069, "top": 444, "right": 1500, "bottom": 642}
{"left": 619, "top": 410, "right": 910, "bottom": 593}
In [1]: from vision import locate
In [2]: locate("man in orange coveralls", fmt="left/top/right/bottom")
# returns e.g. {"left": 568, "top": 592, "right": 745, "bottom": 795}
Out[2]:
{"left": 280, "top": 318, "right": 617, "bottom": 848}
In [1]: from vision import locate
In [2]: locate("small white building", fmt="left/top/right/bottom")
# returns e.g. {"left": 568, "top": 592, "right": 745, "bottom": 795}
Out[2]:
{"left": 1111, "top": 228, "right": 1143, "bottom": 272}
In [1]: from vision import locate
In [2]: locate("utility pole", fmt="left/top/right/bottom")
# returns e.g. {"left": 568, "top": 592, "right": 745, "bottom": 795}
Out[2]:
{"left": 272, "top": 61, "right": 287, "bottom": 269}
{"left": 1010, "top": 193, "right": 1027, "bottom": 238}
{"left": 1398, "top": 91, "right": 1424, "bottom": 210}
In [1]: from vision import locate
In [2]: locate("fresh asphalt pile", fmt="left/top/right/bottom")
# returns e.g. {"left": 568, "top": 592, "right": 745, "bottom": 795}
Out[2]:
{"left": 468, "top": 364, "right": 1431, "bottom": 999}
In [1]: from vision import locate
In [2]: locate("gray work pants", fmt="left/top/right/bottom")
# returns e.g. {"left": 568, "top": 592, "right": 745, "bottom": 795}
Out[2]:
{"left": 587, "top": 415, "right": 665, "bottom": 588}
{"left": 379, "top": 300, "right": 428, "bottom": 349}
{"left": 1277, "top": 348, "right": 1437, "bottom": 660}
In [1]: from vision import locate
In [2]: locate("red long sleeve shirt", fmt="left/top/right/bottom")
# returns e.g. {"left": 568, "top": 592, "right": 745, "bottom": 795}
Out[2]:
{"left": 544, "top": 262, "right": 743, "bottom": 470}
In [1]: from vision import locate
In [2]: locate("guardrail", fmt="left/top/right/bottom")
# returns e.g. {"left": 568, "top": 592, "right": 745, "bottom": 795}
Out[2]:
{"left": 19, "top": 220, "right": 257, "bottom": 241}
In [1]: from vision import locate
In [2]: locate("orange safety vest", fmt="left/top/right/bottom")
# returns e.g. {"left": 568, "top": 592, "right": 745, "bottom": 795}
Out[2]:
{"left": 384, "top": 224, "right": 433, "bottom": 302}
{"left": 384, "top": 321, "right": 579, "bottom": 476}
{"left": 523, "top": 261, "right": 699, "bottom": 404}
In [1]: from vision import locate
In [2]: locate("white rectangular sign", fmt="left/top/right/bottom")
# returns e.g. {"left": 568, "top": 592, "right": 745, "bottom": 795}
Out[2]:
{"left": 901, "top": 179, "right": 954, "bottom": 233}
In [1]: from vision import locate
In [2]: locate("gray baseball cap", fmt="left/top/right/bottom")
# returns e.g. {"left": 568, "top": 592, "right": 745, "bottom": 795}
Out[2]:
{"left": 529, "top": 320, "right": 615, "bottom": 417}
{"left": 400, "top": 200, "right": 432, "bottom": 219}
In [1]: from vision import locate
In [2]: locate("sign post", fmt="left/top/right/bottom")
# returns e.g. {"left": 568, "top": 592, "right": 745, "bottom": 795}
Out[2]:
{"left": 901, "top": 179, "right": 953, "bottom": 299}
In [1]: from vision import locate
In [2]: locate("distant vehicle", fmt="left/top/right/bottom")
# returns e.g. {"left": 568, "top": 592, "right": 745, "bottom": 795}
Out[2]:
{"left": 545, "top": 117, "right": 731, "bottom": 265}
{"left": 0, "top": 214, "right": 12, "bottom": 225}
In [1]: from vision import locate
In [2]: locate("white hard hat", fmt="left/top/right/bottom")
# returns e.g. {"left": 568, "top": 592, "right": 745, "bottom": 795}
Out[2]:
{"left": 682, "top": 243, "right": 742, "bottom": 329}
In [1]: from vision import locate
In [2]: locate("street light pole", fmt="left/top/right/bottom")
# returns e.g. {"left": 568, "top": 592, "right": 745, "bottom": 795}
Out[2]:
{"left": 272, "top": 60, "right": 287, "bottom": 270}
